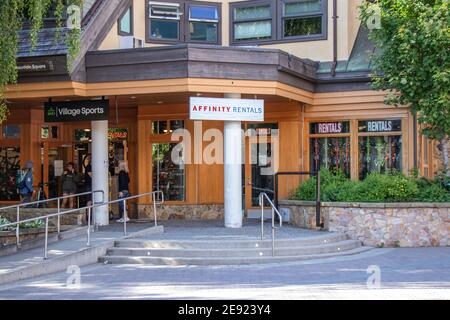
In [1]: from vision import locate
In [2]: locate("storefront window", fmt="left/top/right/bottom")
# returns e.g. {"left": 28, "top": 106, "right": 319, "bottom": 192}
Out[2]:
{"left": 2, "top": 125, "right": 20, "bottom": 139}
{"left": 41, "top": 125, "right": 59, "bottom": 139}
{"left": 152, "top": 120, "right": 185, "bottom": 134}
{"left": 75, "top": 129, "right": 92, "bottom": 142}
{"left": 247, "top": 123, "right": 279, "bottom": 136}
{"left": 0, "top": 147, "right": 20, "bottom": 201}
{"left": 152, "top": 143, "right": 185, "bottom": 201}
{"left": 310, "top": 137, "right": 351, "bottom": 177}
{"left": 310, "top": 122, "right": 351, "bottom": 177}
{"left": 152, "top": 121, "right": 168, "bottom": 134}
{"left": 358, "top": 119, "right": 402, "bottom": 179}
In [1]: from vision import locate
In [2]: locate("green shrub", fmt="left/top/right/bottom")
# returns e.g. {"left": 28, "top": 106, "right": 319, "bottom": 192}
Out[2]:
{"left": 357, "top": 173, "right": 418, "bottom": 202}
{"left": 291, "top": 169, "right": 450, "bottom": 203}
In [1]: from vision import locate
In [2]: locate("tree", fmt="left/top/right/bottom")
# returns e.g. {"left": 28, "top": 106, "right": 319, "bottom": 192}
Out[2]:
{"left": 360, "top": 0, "right": 450, "bottom": 176}
{"left": 0, "top": 0, "right": 82, "bottom": 123}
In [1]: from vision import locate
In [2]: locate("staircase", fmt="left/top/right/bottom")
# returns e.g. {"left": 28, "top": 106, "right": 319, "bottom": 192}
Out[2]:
{"left": 99, "top": 232, "right": 371, "bottom": 266}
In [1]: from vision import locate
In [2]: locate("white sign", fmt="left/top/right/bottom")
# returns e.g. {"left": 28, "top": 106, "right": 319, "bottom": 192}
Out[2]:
{"left": 54, "top": 160, "right": 64, "bottom": 177}
{"left": 190, "top": 97, "right": 264, "bottom": 122}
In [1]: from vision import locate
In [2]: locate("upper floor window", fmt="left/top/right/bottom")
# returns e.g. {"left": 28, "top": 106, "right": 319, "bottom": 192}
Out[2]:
{"left": 189, "top": 4, "right": 219, "bottom": 43}
{"left": 230, "top": 0, "right": 327, "bottom": 45}
{"left": 118, "top": 3, "right": 133, "bottom": 36}
{"left": 149, "top": 1, "right": 183, "bottom": 41}
{"left": 231, "top": 1, "right": 274, "bottom": 43}
{"left": 281, "top": 0, "right": 325, "bottom": 39}
{"left": 147, "top": 1, "right": 221, "bottom": 44}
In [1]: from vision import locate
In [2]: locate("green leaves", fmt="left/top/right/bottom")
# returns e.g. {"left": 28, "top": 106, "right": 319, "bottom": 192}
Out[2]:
{"left": 0, "top": 0, "right": 83, "bottom": 124}
{"left": 360, "top": 0, "right": 450, "bottom": 175}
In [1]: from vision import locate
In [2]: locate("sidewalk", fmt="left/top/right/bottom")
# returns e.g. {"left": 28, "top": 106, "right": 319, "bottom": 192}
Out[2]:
{"left": 0, "top": 222, "right": 163, "bottom": 285}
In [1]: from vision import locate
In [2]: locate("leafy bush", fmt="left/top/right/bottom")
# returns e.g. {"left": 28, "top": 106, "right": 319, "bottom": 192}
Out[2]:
{"left": 291, "top": 169, "right": 450, "bottom": 203}
{"left": 0, "top": 216, "right": 45, "bottom": 231}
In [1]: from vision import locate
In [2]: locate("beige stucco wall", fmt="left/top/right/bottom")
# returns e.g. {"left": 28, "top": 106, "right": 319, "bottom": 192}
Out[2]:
{"left": 98, "top": 0, "right": 362, "bottom": 62}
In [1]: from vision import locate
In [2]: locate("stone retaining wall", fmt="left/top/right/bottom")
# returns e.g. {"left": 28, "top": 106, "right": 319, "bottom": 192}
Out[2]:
{"left": 280, "top": 200, "right": 450, "bottom": 247}
{"left": 138, "top": 204, "right": 224, "bottom": 220}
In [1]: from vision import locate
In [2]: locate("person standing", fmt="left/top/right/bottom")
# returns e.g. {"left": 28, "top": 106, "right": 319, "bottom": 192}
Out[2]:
{"left": 117, "top": 161, "right": 130, "bottom": 223}
{"left": 18, "top": 161, "right": 34, "bottom": 205}
{"left": 82, "top": 154, "right": 93, "bottom": 206}
{"left": 61, "top": 162, "right": 79, "bottom": 208}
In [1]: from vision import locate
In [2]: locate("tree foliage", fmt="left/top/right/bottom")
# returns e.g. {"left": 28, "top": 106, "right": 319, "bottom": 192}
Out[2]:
{"left": 0, "top": 0, "right": 83, "bottom": 123}
{"left": 360, "top": 0, "right": 450, "bottom": 175}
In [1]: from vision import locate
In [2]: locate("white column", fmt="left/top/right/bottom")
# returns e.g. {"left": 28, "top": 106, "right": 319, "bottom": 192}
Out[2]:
{"left": 91, "top": 120, "right": 109, "bottom": 226}
{"left": 224, "top": 93, "right": 243, "bottom": 228}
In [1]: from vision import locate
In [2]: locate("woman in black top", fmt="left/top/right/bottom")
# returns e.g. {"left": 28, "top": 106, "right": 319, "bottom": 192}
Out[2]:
{"left": 117, "top": 161, "right": 130, "bottom": 222}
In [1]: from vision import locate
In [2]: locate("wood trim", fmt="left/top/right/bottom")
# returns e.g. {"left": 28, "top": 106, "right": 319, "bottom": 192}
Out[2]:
{"left": 5, "top": 78, "right": 314, "bottom": 104}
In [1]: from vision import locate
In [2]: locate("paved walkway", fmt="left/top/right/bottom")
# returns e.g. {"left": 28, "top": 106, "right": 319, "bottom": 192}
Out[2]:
{"left": 137, "top": 220, "right": 327, "bottom": 240}
{"left": 0, "top": 223, "right": 152, "bottom": 277}
{"left": 0, "top": 245, "right": 449, "bottom": 299}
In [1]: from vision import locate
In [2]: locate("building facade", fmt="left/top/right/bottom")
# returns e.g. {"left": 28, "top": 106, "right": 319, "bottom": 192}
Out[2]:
{"left": 1, "top": 0, "right": 441, "bottom": 219}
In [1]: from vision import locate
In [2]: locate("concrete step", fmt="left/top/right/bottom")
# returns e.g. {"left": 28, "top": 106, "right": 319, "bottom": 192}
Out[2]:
{"left": 106, "top": 240, "right": 361, "bottom": 258}
{"left": 113, "top": 233, "right": 348, "bottom": 249}
{"left": 99, "top": 246, "right": 373, "bottom": 266}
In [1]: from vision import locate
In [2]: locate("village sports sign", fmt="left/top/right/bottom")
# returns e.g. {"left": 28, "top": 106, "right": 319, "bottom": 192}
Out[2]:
{"left": 190, "top": 97, "right": 264, "bottom": 122}
{"left": 44, "top": 100, "right": 109, "bottom": 122}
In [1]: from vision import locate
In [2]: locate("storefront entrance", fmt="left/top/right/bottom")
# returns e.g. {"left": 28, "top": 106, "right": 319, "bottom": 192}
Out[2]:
{"left": 244, "top": 123, "right": 278, "bottom": 211}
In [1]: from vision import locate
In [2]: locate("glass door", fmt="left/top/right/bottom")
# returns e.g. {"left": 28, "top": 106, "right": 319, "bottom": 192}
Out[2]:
{"left": 246, "top": 141, "right": 274, "bottom": 208}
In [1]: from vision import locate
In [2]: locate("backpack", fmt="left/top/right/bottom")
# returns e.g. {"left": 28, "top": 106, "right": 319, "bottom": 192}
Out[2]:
{"left": 15, "top": 170, "right": 27, "bottom": 189}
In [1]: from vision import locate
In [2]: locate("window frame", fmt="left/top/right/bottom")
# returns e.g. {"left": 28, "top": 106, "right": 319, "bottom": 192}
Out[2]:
{"left": 146, "top": 0, "right": 221, "bottom": 45}
{"left": 118, "top": 1, "right": 134, "bottom": 36}
{"left": 278, "top": 0, "right": 328, "bottom": 41}
{"left": 230, "top": 0, "right": 328, "bottom": 46}
{"left": 146, "top": 0, "right": 185, "bottom": 44}
{"left": 229, "top": 0, "right": 276, "bottom": 45}
{"left": 186, "top": 1, "right": 221, "bottom": 44}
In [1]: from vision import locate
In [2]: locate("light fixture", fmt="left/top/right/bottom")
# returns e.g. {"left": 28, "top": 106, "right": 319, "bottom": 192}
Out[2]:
{"left": 196, "top": 93, "right": 202, "bottom": 97}
{"left": 130, "top": 96, "right": 136, "bottom": 99}
{"left": 84, "top": 129, "right": 91, "bottom": 132}
{"left": 157, "top": 101, "right": 163, "bottom": 104}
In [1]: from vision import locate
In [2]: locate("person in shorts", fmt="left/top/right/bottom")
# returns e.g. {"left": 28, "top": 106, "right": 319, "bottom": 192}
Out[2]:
{"left": 61, "top": 162, "right": 79, "bottom": 208}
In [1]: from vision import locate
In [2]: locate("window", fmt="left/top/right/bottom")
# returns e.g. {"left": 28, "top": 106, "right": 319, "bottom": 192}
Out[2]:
{"left": 41, "top": 125, "right": 59, "bottom": 140}
{"left": 0, "top": 146, "right": 20, "bottom": 201}
{"left": 281, "top": 0, "right": 325, "bottom": 39}
{"left": 118, "top": 4, "right": 133, "bottom": 35}
{"left": 188, "top": 4, "right": 219, "bottom": 43}
{"left": 230, "top": 0, "right": 327, "bottom": 44}
{"left": 358, "top": 120, "right": 402, "bottom": 179}
{"left": 309, "top": 122, "right": 351, "bottom": 177}
{"left": 152, "top": 120, "right": 185, "bottom": 135}
{"left": 2, "top": 125, "right": 20, "bottom": 139}
{"left": 147, "top": 1, "right": 221, "bottom": 44}
{"left": 148, "top": 1, "right": 183, "bottom": 41}
{"left": 75, "top": 129, "right": 92, "bottom": 142}
{"left": 152, "top": 143, "right": 185, "bottom": 201}
{"left": 231, "top": 1, "right": 274, "bottom": 42}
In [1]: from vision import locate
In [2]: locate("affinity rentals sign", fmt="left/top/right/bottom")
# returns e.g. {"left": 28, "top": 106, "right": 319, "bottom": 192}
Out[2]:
{"left": 190, "top": 97, "right": 264, "bottom": 122}
{"left": 45, "top": 100, "right": 109, "bottom": 122}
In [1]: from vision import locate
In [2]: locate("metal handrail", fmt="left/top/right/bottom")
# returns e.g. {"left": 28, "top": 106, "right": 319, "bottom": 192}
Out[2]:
{"left": 0, "top": 190, "right": 105, "bottom": 246}
{"left": 0, "top": 190, "right": 164, "bottom": 260}
{"left": 259, "top": 192, "right": 283, "bottom": 256}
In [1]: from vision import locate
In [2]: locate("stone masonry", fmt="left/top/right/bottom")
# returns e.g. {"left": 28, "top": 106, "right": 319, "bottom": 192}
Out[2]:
{"left": 280, "top": 200, "right": 450, "bottom": 248}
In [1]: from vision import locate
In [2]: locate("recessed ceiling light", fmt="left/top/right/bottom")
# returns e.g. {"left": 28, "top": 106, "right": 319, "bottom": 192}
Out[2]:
{"left": 157, "top": 101, "right": 163, "bottom": 104}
